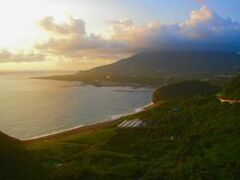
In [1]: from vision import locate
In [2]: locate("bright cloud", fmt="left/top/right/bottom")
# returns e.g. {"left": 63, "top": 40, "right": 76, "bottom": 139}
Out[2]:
{"left": 39, "top": 16, "right": 86, "bottom": 36}
{"left": 184, "top": 6, "right": 213, "bottom": 26}
{"left": 36, "top": 16, "right": 130, "bottom": 60}
{"left": 106, "top": 5, "right": 240, "bottom": 51}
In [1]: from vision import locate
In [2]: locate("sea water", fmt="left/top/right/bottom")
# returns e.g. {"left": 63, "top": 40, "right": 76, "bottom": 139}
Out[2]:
{"left": 0, "top": 72, "right": 153, "bottom": 140}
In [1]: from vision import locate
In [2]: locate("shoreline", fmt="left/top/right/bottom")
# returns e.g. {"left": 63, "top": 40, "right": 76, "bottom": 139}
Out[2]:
{"left": 33, "top": 77, "right": 158, "bottom": 89}
{"left": 23, "top": 119, "right": 118, "bottom": 144}
{"left": 23, "top": 102, "right": 154, "bottom": 144}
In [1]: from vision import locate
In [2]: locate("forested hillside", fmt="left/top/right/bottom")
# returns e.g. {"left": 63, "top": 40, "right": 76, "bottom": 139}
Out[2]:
{"left": 153, "top": 80, "right": 220, "bottom": 102}
{"left": 223, "top": 75, "right": 240, "bottom": 99}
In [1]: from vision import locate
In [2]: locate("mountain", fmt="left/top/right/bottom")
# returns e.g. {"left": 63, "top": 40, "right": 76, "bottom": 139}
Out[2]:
{"left": 42, "top": 51, "right": 240, "bottom": 85}
{"left": 153, "top": 80, "right": 220, "bottom": 103}
{"left": 82, "top": 51, "right": 240, "bottom": 74}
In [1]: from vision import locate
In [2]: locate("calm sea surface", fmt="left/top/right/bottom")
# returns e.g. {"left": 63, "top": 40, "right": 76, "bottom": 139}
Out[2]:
{"left": 0, "top": 72, "right": 153, "bottom": 140}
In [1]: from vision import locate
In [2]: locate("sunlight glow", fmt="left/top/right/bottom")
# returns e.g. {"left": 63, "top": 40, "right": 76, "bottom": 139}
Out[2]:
{"left": 0, "top": 0, "right": 238, "bottom": 71}
{"left": 0, "top": 0, "right": 70, "bottom": 50}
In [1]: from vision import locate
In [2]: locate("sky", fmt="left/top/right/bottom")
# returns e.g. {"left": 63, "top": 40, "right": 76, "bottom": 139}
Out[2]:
{"left": 0, "top": 0, "right": 240, "bottom": 71}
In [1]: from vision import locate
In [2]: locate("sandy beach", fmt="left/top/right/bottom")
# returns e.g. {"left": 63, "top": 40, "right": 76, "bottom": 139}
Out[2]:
{"left": 23, "top": 102, "right": 154, "bottom": 144}
{"left": 23, "top": 119, "right": 119, "bottom": 144}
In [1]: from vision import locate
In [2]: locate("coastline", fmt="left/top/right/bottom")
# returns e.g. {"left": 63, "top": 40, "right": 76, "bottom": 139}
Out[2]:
{"left": 33, "top": 76, "right": 158, "bottom": 89}
{"left": 23, "top": 119, "right": 118, "bottom": 144}
{"left": 23, "top": 102, "right": 154, "bottom": 144}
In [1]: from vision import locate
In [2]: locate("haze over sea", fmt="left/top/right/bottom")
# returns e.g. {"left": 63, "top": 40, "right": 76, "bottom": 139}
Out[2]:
{"left": 0, "top": 72, "right": 153, "bottom": 140}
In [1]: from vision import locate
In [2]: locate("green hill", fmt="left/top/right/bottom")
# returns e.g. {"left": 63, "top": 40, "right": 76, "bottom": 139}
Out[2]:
{"left": 222, "top": 75, "right": 240, "bottom": 99}
{"left": 153, "top": 80, "right": 220, "bottom": 103}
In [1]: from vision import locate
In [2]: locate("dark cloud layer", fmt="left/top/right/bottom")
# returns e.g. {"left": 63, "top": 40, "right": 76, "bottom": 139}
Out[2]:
{"left": 1, "top": 6, "right": 239, "bottom": 63}
{"left": 38, "top": 6, "right": 240, "bottom": 59}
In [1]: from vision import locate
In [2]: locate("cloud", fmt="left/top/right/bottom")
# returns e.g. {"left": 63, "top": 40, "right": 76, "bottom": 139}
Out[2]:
{"left": 0, "top": 50, "right": 45, "bottom": 63}
{"left": 1, "top": 5, "right": 238, "bottom": 65}
{"left": 179, "top": 6, "right": 240, "bottom": 50}
{"left": 39, "top": 16, "right": 86, "bottom": 36}
{"left": 1, "top": 5, "right": 239, "bottom": 66}
{"left": 184, "top": 6, "right": 213, "bottom": 26}
{"left": 34, "top": 6, "right": 240, "bottom": 63}
{"left": 106, "top": 6, "right": 240, "bottom": 52}
{"left": 37, "top": 16, "right": 129, "bottom": 60}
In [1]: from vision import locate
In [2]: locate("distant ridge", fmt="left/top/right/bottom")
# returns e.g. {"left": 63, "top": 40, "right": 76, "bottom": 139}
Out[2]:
{"left": 41, "top": 51, "right": 240, "bottom": 85}
{"left": 80, "top": 51, "right": 240, "bottom": 74}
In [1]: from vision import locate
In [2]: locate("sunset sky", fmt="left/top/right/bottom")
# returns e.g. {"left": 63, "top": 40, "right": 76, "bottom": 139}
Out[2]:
{"left": 0, "top": 0, "right": 240, "bottom": 71}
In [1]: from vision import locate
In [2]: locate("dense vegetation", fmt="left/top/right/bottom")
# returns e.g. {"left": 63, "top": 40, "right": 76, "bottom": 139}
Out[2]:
{"left": 0, "top": 132, "right": 45, "bottom": 180}
{"left": 26, "top": 95, "right": 240, "bottom": 179}
{"left": 0, "top": 77, "right": 240, "bottom": 179}
{"left": 153, "top": 80, "right": 220, "bottom": 103}
{"left": 41, "top": 51, "right": 240, "bottom": 86}
{"left": 223, "top": 75, "right": 240, "bottom": 99}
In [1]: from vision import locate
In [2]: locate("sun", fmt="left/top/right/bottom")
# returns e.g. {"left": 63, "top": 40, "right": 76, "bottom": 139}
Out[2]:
{"left": 0, "top": 0, "right": 69, "bottom": 51}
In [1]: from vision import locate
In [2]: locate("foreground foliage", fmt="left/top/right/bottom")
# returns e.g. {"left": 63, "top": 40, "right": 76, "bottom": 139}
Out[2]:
{"left": 25, "top": 95, "right": 240, "bottom": 179}
{"left": 0, "top": 133, "right": 45, "bottom": 180}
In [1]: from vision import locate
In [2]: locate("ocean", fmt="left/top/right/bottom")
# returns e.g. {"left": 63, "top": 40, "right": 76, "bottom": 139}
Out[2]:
{"left": 0, "top": 72, "right": 153, "bottom": 140}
